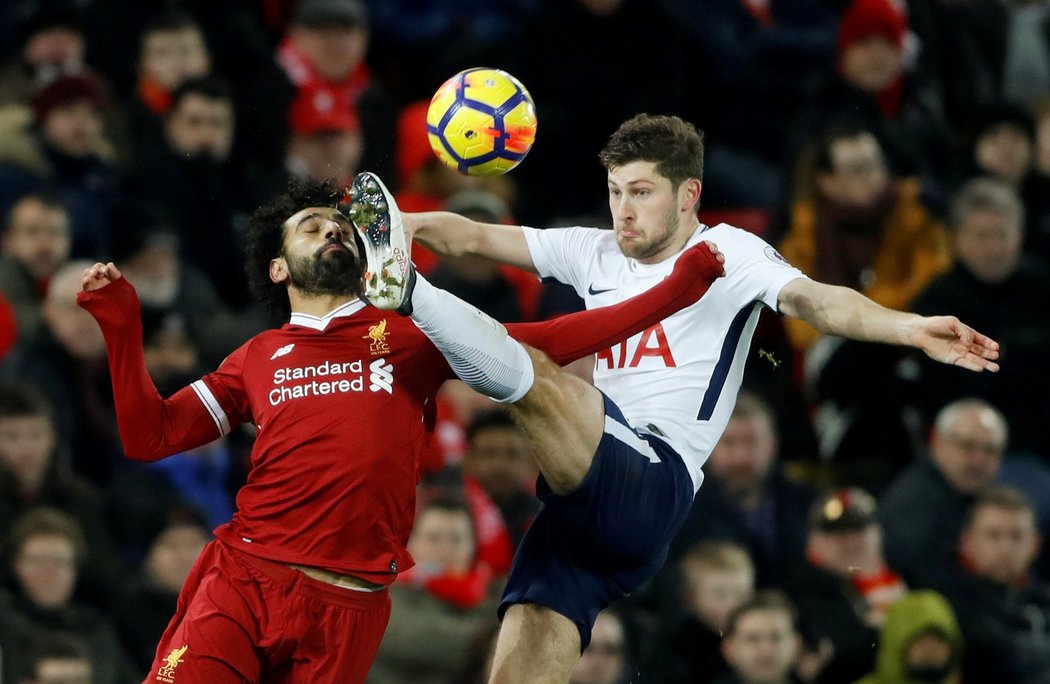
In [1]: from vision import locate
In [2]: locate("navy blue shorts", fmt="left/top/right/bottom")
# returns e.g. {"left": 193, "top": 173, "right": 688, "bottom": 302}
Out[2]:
{"left": 499, "top": 393, "right": 696, "bottom": 649}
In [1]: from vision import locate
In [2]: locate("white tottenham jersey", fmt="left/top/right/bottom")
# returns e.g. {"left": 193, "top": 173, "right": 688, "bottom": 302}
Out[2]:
{"left": 523, "top": 223, "right": 805, "bottom": 492}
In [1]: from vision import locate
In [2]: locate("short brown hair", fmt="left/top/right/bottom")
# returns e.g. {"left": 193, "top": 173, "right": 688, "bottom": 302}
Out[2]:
{"left": 598, "top": 114, "right": 705, "bottom": 188}
{"left": 724, "top": 590, "right": 799, "bottom": 638}
{"left": 681, "top": 540, "right": 754, "bottom": 579}
{"left": 965, "top": 485, "right": 1036, "bottom": 529}
{"left": 7, "top": 507, "right": 88, "bottom": 567}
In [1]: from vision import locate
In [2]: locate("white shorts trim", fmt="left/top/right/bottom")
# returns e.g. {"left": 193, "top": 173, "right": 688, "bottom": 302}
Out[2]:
{"left": 603, "top": 415, "right": 660, "bottom": 463}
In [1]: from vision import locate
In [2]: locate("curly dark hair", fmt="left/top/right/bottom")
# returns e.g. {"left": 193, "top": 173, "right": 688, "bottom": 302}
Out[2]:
{"left": 244, "top": 177, "right": 345, "bottom": 319}
{"left": 598, "top": 114, "right": 705, "bottom": 189}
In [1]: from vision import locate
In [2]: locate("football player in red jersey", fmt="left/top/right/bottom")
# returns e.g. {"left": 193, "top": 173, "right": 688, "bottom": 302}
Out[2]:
{"left": 77, "top": 177, "right": 724, "bottom": 684}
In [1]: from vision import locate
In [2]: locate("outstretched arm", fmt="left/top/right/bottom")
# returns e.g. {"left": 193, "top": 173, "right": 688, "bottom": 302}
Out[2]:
{"left": 77, "top": 262, "right": 226, "bottom": 460}
{"left": 506, "top": 241, "right": 726, "bottom": 366}
{"left": 778, "top": 278, "right": 1000, "bottom": 372}
{"left": 405, "top": 211, "right": 536, "bottom": 272}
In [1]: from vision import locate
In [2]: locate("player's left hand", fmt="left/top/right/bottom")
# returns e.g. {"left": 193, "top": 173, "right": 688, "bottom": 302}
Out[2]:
{"left": 913, "top": 315, "right": 1000, "bottom": 372}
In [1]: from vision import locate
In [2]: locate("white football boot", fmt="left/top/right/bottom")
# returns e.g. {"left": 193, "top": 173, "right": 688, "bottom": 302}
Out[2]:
{"left": 347, "top": 171, "right": 416, "bottom": 314}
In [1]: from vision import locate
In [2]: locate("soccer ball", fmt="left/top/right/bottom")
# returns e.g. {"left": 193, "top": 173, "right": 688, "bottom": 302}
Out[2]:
{"left": 426, "top": 68, "right": 537, "bottom": 176}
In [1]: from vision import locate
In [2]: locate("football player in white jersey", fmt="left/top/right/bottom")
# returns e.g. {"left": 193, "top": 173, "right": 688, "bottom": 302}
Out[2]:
{"left": 352, "top": 114, "right": 999, "bottom": 684}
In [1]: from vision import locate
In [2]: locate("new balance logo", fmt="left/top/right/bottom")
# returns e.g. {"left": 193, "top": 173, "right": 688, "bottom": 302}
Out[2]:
{"left": 369, "top": 358, "right": 394, "bottom": 394}
{"left": 270, "top": 343, "right": 295, "bottom": 360}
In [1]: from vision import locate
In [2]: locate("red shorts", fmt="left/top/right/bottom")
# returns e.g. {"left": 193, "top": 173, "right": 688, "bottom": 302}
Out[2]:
{"left": 144, "top": 539, "right": 391, "bottom": 684}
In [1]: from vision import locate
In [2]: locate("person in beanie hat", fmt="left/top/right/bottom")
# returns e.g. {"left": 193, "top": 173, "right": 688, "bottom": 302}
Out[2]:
{"left": 790, "top": 0, "right": 950, "bottom": 182}
{"left": 0, "top": 68, "right": 117, "bottom": 258}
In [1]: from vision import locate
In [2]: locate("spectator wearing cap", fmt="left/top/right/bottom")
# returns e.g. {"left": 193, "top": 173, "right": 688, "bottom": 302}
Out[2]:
{"left": 286, "top": 80, "right": 363, "bottom": 186}
{"left": 125, "top": 75, "right": 252, "bottom": 308}
{"left": 938, "top": 486, "right": 1050, "bottom": 683}
{"left": 239, "top": 0, "right": 396, "bottom": 206}
{"left": 879, "top": 398, "right": 1008, "bottom": 588}
{"left": 0, "top": 69, "right": 117, "bottom": 258}
{"left": 784, "top": 487, "right": 907, "bottom": 684}
{"left": 789, "top": 0, "right": 950, "bottom": 185}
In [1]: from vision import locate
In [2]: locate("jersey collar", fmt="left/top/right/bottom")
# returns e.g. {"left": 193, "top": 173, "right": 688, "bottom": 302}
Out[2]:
{"left": 289, "top": 299, "right": 368, "bottom": 331}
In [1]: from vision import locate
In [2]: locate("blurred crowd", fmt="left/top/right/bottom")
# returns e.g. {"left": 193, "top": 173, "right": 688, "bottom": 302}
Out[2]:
{"left": 0, "top": 0, "right": 1049, "bottom": 682}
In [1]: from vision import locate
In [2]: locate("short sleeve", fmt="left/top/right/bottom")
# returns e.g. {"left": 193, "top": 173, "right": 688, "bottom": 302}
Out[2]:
{"left": 717, "top": 229, "right": 807, "bottom": 312}
{"left": 522, "top": 226, "right": 604, "bottom": 296}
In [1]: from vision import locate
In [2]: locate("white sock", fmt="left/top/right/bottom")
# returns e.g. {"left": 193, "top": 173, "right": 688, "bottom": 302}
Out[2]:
{"left": 408, "top": 274, "right": 535, "bottom": 403}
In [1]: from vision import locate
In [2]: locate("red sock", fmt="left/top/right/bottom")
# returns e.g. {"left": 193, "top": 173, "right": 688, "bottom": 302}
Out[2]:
{"left": 505, "top": 242, "right": 723, "bottom": 366}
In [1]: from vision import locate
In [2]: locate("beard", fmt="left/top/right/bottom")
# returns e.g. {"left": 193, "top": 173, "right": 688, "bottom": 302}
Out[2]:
{"left": 285, "top": 239, "right": 364, "bottom": 297}
{"left": 615, "top": 202, "right": 681, "bottom": 260}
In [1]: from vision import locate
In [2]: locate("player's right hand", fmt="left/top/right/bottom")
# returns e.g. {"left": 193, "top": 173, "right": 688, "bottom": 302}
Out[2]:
{"left": 81, "top": 262, "right": 122, "bottom": 292}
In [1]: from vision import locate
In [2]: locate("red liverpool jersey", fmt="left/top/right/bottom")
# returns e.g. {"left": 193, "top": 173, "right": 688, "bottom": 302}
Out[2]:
{"left": 194, "top": 300, "right": 451, "bottom": 581}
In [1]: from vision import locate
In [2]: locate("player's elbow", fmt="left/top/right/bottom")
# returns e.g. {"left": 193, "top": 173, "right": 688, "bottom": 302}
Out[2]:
{"left": 121, "top": 439, "right": 174, "bottom": 462}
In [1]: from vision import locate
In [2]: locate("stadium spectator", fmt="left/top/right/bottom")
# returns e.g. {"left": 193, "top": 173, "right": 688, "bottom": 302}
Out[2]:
{"left": 569, "top": 609, "right": 629, "bottom": 684}
{"left": 784, "top": 488, "right": 905, "bottom": 683}
{"left": 909, "top": 177, "right": 1050, "bottom": 457}
{"left": 854, "top": 590, "right": 963, "bottom": 684}
{"left": 1, "top": 508, "right": 128, "bottom": 684}
{"left": 779, "top": 123, "right": 950, "bottom": 472}
{"left": 239, "top": 0, "right": 396, "bottom": 201}
{"left": 0, "top": 4, "right": 87, "bottom": 107}
{"left": 879, "top": 398, "right": 1007, "bottom": 587}
{"left": 941, "top": 487, "right": 1050, "bottom": 683}
{"left": 285, "top": 80, "right": 363, "bottom": 186}
{"left": 125, "top": 76, "right": 251, "bottom": 308}
{"left": 18, "top": 633, "right": 93, "bottom": 684}
{"left": 0, "top": 382, "right": 122, "bottom": 607}
{"left": 369, "top": 495, "right": 500, "bottom": 684}
{"left": 640, "top": 540, "right": 755, "bottom": 683}
{"left": 113, "top": 507, "right": 210, "bottom": 677}
{"left": 0, "top": 193, "right": 72, "bottom": 345}
{"left": 461, "top": 408, "right": 539, "bottom": 576}
{"left": 673, "top": 391, "right": 817, "bottom": 584}
{"left": 0, "top": 260, "right": 122, "bottom": 483}
{"left": 717, "top": 590, "right": 804, "bottom": 684}
{"left": 790, "top": 0, "right": 950, "bottom": 182}
{"left": 0, "top": 69, "right": 118, "bottom": 258}
{"left": 125, "top": 10, "right": 212, "bottom": 160}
